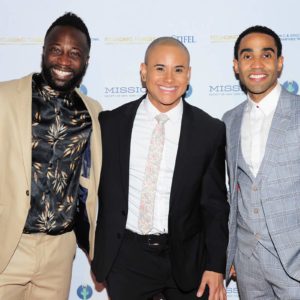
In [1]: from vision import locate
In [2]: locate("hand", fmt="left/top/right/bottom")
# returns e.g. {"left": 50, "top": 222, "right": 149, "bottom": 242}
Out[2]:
{"left": 229, "top": 265, "right": 236, "bottom": 281}
{"left": 197, "top": 270, "right": 227, "bottom": 300}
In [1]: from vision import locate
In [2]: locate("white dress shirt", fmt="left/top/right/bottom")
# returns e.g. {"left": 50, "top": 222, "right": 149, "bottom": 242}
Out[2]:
{"left": 241, "top": 83, "right": 281, "bottom": 177}
{"left": 126, "top": 98, "right": 183, "bottom": 234}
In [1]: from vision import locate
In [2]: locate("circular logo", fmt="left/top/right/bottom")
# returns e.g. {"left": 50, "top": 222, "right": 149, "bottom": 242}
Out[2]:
{"left": 80, "top": 84, "right": 88, "bottom": 95}
{"left": 283, "top": 80, "right": 299, "bottom": 95}
{"left": 77, "top": 284, "right": 93, "bottom": 299}
{"left": 185, "top": 84, "right": 193, "bottom": 98}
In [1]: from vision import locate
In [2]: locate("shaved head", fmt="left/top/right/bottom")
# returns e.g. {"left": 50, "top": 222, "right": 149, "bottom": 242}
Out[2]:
{"left": 144, "top": 36, "right": 190, "bottom": 65}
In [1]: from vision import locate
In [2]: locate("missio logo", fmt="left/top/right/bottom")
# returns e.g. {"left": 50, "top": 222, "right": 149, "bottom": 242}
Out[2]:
{"left": 80, "top": 84, "right": 88, "bottom": 95}
{"left": 208, "top": 84, "right": 243, "bottom": 96}
{"left": 104, "top": 86, "right": 146, "bottom": 94}
{"left": 77, "top": 284, "right": 93, "bottom": 300}
{"left": 283, "top": 80, "right": 299, "bottom": 95}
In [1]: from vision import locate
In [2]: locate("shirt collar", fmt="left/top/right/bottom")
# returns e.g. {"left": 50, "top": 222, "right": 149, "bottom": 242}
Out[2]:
{"left": 247, "top": 82, "right": 281, "bottom": 116}
{"left": 33, "top": 73, "right": 76, "bottom": 102}
{"left": 142, "top": 96, "right": 183, "bottom": 122}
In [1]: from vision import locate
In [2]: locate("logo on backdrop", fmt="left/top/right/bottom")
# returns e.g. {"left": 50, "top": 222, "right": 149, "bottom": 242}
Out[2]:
{"left": 104, "top": 35, "right": 196, "bottom": 45}
{"left": 104, "top": 86, "right": 146, "bottom": 99}
{"left": 0, "top": 37, "right": 99, "bottom": 45}
{"left": 279, "top": 33, "right": 300, "bottom": 41}
{"left": 77, "top": 284, "right": 93, "bottom": 300}
{"left": 172, "top": 35, "right": 196, "bottom": 44}
{"left": 283, "top": 80, "right": 299, "bottom": 95}
{"left": 209, "top": 83, "right": 243, "bottom": 96}
{"left": 104, "top": 85, "right": 193, "bottom": 99}
{"left": 209, "top": 32, "right": 300, "bottom": 43}
{"left": 80, "top": 84, "right": 88, "bottom": 95}
{"left": 210, "top": 34, "right": 238, "bottom": 43}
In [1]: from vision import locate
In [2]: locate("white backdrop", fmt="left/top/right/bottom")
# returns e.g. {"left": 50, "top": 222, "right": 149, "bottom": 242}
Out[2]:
{"left": 1, "top": 1, "right": 300, "bottom": 299}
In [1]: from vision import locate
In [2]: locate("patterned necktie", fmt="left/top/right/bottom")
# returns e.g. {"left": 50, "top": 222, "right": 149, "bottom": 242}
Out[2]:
{"left": 138, "top": 113, "right": 169, "bottom": 234}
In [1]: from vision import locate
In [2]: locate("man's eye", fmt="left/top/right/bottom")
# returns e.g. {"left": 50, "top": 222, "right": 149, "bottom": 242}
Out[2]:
{"left": 70, "top": 51, "right": 81, "bottom": 58}
{"left": 263, "top": 53, "right": 272, "bottom": 59}
{"left": 242, "top": 54, "right": 252, "bottom": 60}
{"left": 156, "top": 67, "right": 164, "bottom": 71}
{"left": 50, "top": 47, "right": 61, "bottom": 54}
{"left": 175, "top": 68, "right": 183, "bottom": 73}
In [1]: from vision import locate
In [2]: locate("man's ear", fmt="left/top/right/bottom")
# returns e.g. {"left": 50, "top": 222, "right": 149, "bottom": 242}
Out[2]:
{"left": 187, "top": 66, "right": 191, "bottom": 82}
{"left": 277, "top": 55, "right": 284, "bottom": 74}
{"left": 85, "top": 56, "right": 90, "bottom": 70}
{"left": 140, "top": 63, "right": 147, "bottom": 82}
{"left": 233, "top": 59, "right": 239, "bottom": 75}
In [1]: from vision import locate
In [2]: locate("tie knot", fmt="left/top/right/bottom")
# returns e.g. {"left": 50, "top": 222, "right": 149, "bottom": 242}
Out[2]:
{"left": 155, "top": 113, "right": 169, "bottom": 124}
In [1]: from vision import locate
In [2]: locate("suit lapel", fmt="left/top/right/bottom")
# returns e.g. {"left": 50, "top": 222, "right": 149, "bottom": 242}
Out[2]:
{"left": 119, "top": 98, "right": 144, "bottom": 200}
{"left": 15, "top": 74, "right": 33, "bottom": 188}
{"left": 227, "top": 102, "right": 246, "bottom": 199}
{"left": 259, "top": 89, "right": 292, "bottom": 175}
{"left": 169, "top": 101, "right": 192, "bottom": 210}
{"left": 78, "top": 91, "right": 102, "bottom": 185}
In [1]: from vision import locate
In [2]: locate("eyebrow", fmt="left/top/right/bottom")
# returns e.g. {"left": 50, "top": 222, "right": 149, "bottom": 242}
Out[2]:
{"left": 239, "top": 47, "right": 275, "bottom": 55}
{"left": 153, "top": 64, "right": 186, "bottom": 68}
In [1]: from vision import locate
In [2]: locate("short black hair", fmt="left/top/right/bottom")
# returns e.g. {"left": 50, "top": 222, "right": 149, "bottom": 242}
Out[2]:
{"left": 45, "top": 12, "right": 91, "bottom": 50}
{"left": 234, "top": 25, "right": 282, "bottom": 59}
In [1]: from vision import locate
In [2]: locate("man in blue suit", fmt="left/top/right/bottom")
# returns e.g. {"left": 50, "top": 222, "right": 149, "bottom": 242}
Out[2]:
{"left": 223, "top": 25, "right": 300, "bottom": 299}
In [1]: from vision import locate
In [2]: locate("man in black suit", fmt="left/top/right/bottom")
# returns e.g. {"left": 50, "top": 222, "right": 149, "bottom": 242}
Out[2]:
{"left": 91, "top": 37, "right": 229, "bottom": 300}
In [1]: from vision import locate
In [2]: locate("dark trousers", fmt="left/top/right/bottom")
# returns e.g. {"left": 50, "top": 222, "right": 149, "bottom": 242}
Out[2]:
{"left": 106, "top": 230, "right": 208, "bottom": 300}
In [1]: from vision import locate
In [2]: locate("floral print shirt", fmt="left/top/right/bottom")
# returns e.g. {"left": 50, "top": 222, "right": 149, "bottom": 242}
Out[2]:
{"left": 23, "top": 73, "right": 92, "bottom": 234}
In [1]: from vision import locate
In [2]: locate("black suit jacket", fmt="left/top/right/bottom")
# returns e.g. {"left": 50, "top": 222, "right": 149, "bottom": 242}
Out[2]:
{"left": 91, "top": 96, "right": 229, "bottom": 291}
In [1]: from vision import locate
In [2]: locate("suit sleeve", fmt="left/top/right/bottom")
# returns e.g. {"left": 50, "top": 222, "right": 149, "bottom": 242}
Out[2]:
{"left": 200, "top": 122, "right": 229, "bottom": 274}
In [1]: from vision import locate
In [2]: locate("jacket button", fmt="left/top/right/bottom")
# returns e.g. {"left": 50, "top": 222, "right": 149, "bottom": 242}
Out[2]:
{"left": 121, "top": 210, "right": 126, "bottom": 216}
{"left": 117, "top": 233, "right": 122, "bottom": 239}
{"left": 26, "top": 190, "right": 30, "bottom": 196}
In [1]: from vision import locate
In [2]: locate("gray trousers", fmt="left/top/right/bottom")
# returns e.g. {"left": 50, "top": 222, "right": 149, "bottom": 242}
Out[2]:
{"left": 235, "top": 242, "right": 300, "bottom": 299}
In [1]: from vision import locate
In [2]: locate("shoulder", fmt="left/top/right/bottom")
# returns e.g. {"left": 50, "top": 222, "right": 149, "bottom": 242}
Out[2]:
{"left": 100, "top": 97, "right": 143, "bottom": 122}
{"left": 0, "top": 73, "right": 32, "bottom": 92}
{"left": 76, "top": 89, "right": 102, "bottom": 114}
{"left": 222, "top": 100, "right": 246, "bottom": 124}
{"left": 281, "top": 86, "right": 300, "bottom": 103}
{"left": 184, "top": 100, "right": 224, "bottom": 131}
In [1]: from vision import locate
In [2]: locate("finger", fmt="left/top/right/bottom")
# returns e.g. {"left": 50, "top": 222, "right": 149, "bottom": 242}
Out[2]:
{"left": 196, "top": 282, "right": 206, "bottom": 298}
{"left": 221, "top": 287, "right": 227, "bottom": 300}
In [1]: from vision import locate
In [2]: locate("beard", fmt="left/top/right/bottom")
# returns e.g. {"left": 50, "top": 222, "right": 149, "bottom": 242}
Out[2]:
{"left": 41, "top": 58, "right": 87, "bottom": 92}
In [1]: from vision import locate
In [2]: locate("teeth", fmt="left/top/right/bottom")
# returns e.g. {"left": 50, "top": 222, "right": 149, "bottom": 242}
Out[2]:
{"left": 250, "top": 74, "right": 266, "bottom": 79}
{"left": 160, "top": 86, "right": 176, "bottom": 91}
{"left": 53, "top": 69, "right": 72, "bottom": 77}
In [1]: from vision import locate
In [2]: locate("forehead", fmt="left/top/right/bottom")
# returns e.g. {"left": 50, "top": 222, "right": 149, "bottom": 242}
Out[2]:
{"left": 239, "top": 32, "right": 277, "bottom": 51}
{"left": 44, "top": 25, "right": 88, "bottom": 50}
{"left": 147, "top": 43, "right": 189, "bottom": 64}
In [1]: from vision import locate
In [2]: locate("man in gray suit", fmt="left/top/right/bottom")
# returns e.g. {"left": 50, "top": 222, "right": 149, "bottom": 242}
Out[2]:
{"left": 223, "top": 25, "right": 300, "bottom": 299}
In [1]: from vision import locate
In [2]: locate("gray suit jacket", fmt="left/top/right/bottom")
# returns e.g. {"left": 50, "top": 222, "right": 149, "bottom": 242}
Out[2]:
{"left": 223, "top": 87, "right": 300, "bottom": 282}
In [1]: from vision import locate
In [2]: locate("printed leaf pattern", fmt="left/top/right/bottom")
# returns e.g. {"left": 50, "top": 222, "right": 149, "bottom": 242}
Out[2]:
{"left": 24, "top": 73, "right": 92, "bottom": 234}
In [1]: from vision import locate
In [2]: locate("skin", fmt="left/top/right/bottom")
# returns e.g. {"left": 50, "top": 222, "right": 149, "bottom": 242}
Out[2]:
{"left": 233, "top": 32, "right": 283, "bottom": 103}
{"left": 142, "top": 42, "right": 227, "bottom": 300}
{"left": 42, "top": 25, "right": 90, "bottom": 92}
{"left": 140, "top": 43, "right": 191, "bottom": 112}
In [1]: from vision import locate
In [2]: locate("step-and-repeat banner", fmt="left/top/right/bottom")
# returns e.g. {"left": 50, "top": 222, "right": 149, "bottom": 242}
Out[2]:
{"left": 1, "top": 0, "right": 300, "bottom": 299}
